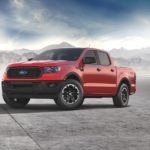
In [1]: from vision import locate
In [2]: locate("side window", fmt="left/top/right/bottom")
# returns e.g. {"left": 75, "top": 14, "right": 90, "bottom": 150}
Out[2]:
{"left": 98, "top": 51, "right": 111, "bottom": 65}
{"left": 83, "top": 50, "right": 97, "bottom": 65}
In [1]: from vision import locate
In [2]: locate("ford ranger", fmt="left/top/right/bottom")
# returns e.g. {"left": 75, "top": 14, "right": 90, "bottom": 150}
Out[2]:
{"left": 2, "top": 48, "right": 136, "bottom": 110}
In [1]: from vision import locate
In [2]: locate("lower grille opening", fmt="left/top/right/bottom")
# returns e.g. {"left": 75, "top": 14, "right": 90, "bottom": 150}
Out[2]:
{"left": 13, "top": 84, "right": 33, "bottom": 88}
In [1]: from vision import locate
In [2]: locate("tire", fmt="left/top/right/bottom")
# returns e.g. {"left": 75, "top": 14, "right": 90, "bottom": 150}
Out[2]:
{"left": 113, "top": 83, "right": 129, "bottom": 107}
{"left": 55, "top": 79, "right": 84, "bottom": 110}
{"left": 53, "top": 98, "right": 60, "bottom": 106}
{"left": 3, "top": 93, "right": 30, "bottom": 108}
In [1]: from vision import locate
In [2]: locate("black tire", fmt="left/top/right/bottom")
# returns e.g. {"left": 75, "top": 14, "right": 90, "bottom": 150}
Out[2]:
{"left": 55, "top": 79, "right": 84, "bottom": 110}
{"left": 3, "top": 93, "right": 30, "bottom": 108}
{"left": 53, "top": 98, "right": 60, "bottom": 106}
{"left": 113, "top": 83, "right": 129, "bottom": 107}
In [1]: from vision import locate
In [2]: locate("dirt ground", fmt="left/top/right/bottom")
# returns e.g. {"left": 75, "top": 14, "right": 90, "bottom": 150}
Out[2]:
{"left": 0, "top": 76, "right": 150, "bottom": 150}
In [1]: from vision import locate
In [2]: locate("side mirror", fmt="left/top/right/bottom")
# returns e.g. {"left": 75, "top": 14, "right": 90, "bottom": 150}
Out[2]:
{"left": 28, "top": 58, "right": 33, "bottom": 61}
{"left": 82, "top": 57, "right": 96, "bottom": 64}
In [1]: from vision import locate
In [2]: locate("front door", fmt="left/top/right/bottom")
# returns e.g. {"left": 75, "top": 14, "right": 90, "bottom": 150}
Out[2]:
{"left": 82, "top": 50, "right": 117, "bottom": 96}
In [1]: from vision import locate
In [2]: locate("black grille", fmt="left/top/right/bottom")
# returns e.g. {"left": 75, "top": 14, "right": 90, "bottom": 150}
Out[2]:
{"left": 7, "top": 67, "right": 42, "bottom": 78}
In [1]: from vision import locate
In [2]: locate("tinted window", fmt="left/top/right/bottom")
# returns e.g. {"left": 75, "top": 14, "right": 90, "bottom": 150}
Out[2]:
{"left": 34, "top": 48, "right": 83, "bottom": 61}
{"left": 98, "top": 51, "right": 110, "bottom": 65}
{"left": 83, "top": 50, "right": 97, "bottom": 64}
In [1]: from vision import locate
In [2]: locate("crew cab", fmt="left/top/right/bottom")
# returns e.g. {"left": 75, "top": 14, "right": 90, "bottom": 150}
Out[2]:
{"left": 2, "top": 48, "right": 136, "bottom": 110}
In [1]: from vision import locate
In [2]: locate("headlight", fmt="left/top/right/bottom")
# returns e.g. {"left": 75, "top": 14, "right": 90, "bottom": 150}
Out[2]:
{"left": 43, "top": 66, "right": 61, "bottom": 73}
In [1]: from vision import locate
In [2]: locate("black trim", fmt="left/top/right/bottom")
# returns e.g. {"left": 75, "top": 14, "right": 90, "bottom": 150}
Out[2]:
{"left": 2, "top": 80, "right": 63, "bottom": 98}
{"left": 64, "top": 72, "right": 82, "bottom": 83}
{"left": 117, "top": 78, "right": 131, "bottom": 95}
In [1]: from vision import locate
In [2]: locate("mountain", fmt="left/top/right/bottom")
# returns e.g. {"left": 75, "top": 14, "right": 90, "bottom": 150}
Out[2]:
{"left": 0, "top": 42, "right": 150, "bottom": 72}
{"left": 110, "top": 47, "right": 150, "bottom": 69}
{"left": 13, "top": 48, "right": 33, "bottom": 55}
{"left": 39, "top": 41, "right": 75, "bottom": 52}
{"left": 0, "top": 42, "right": 75, "bottom": 65}
{"left": 110, "top": 47, "right": 150, "bottom": 61}
{"left": 11, "top": 41, "right": 75, "bottom": 55}
{"left": 0, "top": 51, "right": 22, "bottom": 64}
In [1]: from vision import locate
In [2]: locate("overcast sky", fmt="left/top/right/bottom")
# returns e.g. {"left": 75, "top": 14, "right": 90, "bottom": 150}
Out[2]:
{"left": 1, "top": 0, "right": 150, "bottom": 50}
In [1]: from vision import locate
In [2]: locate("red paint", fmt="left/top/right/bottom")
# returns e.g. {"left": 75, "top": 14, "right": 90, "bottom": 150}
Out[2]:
{"left": 2, "top": 48, "right": 136, "bottom": 97}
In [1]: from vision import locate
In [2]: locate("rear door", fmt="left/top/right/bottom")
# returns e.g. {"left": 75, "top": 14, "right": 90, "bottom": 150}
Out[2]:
{"left": 96, "top": 50, "right": 117, "bottom": 95}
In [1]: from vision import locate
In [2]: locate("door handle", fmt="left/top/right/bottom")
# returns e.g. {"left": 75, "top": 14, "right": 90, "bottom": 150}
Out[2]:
{"left": 97, "top": 68, "right": 101, "bottom": 72}
{"left": 111, "top": 69, "right": 114, "bottom": 72}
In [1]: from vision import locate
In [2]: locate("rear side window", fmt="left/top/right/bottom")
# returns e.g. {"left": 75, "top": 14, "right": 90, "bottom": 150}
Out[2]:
{"left": 83, "top": 50, "right": 98, "bottom": 64}
{"left": 97, "top": 51, "right": 110, "bottom": 65}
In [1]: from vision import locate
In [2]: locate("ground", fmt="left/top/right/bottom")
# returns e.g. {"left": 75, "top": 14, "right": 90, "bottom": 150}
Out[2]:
{"left": 0, "top": 76, "right": 150, "bottom": 150}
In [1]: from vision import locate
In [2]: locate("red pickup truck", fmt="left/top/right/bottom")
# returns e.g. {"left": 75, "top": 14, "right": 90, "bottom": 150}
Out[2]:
{"left": 2, "top": 48, "right": 136, "bottom": 110}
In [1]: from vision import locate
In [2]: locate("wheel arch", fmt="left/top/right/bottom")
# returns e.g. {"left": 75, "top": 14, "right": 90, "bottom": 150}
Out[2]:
{"left": 117, "top": 78, "right": 131, "bottom": 94}
{"left": 64, "top": 72, "right": 82, "bottom": 84}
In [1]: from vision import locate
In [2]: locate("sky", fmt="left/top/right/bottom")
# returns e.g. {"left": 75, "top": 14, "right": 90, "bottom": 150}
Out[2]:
{"left": 1, "top": 0, "right": 150, "bottom": 50}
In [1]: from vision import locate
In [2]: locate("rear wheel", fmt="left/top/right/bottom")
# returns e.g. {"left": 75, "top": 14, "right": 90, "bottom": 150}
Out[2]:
{"left": 55, "top": 79, "right": 84, "bottom": 110}
{"left": 113, "top": 83, "right": 129, "bottom": 107}
{"left": 3, "top": 93, "right": 30, "bottom": 108}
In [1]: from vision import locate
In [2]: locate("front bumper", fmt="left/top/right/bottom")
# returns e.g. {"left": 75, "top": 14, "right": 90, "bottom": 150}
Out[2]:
{"left": 2, "top": 80, "right": 63, "bottom": 98}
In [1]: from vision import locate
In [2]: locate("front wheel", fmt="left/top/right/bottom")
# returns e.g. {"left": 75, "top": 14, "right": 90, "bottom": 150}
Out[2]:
{"left": 113, "top": 83, "right": 129, "bottom": 107}
{"left": 3, "top": 93, "right": 30, "bottom": 108}
{"left": 55, "top": 79, "right": 84, "bottom": 110}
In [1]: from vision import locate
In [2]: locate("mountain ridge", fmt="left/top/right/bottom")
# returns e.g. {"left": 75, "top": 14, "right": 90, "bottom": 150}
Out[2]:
{"left": 0, "top": 42, "right": 150, "bottom": 71}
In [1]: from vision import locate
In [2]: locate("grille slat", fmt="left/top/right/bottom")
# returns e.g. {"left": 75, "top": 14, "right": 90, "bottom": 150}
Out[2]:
{"left": 7, "top": 67, "right": 42, "bottom": 78}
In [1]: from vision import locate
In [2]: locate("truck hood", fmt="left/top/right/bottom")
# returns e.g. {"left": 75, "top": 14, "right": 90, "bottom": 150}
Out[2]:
{"left": 8, "top": 60, "right": 75, "bottom": 67}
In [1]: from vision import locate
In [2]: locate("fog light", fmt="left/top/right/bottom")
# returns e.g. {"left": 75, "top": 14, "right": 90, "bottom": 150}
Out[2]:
{"left": 48, "top": 83, "right": 56, "bottom": 88}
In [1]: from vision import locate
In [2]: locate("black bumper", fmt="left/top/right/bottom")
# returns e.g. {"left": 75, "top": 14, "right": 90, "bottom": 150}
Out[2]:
{"left": 2, "top": 80, "right": 63, "bottom": 98}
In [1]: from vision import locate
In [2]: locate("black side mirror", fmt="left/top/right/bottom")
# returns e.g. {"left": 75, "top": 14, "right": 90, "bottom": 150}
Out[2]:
{"left": 28, "top": 58, "right": 33, "bottom": 61}
{"left": 82, "top": 57, "right": 96, "bottom": 64}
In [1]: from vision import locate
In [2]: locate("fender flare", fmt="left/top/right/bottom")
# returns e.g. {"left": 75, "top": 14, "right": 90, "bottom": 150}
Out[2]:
{"left": 116, "top": 77, "right": 131, "bottom": 95}
{"left": 64, "top": 72, "right": 82, "bottom": 83}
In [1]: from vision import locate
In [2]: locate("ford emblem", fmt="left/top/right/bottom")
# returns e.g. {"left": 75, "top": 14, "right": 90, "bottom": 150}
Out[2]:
{"left": 19, "top": 70, "right": 28, "bottom": 75}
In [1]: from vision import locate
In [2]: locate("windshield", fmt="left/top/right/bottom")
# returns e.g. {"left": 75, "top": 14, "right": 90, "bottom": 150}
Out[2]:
{"left": 34, "top": 48, "right": 84, "bottom": 61}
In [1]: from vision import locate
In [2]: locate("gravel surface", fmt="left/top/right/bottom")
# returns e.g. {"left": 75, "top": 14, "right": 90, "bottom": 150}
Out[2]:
{"left": 0, "top": 77, "right": 150, "bottom": 150}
